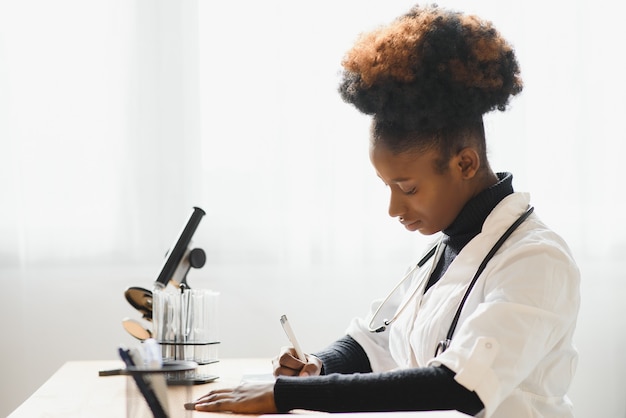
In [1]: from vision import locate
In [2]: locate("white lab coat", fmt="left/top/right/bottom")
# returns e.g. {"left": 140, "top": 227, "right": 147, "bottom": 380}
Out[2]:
{"left": 346, "top": 192, "right": 580, "bottom": 418}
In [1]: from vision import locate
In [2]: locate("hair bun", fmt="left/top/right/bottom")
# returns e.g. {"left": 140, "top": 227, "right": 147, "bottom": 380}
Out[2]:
{"left": 339, "top": 4, "right": 522, "bottom": 131}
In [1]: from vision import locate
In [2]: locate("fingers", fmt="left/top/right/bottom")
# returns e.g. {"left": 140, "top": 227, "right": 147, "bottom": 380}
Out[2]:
{"left": 185, "top": 389, "right": 235, "bottom": 411}
{"left": 299, "top": 362, "right": 316, "bottom": 377}
{"left": 194, "top": 388, "right": 231, "bottom": 402}
{"left": 273, "top": 347, "right": 306, "bottom": 376}
{"left": 299, "top": 354, "right": 323, "bottom": 376}
{"left": 185, "top": 388, "right": 231, "bottom": 408}
{"left": 188, "top": 397, "right": 231, "bottom": 412}
{"left": 279, "top": 346, "right": 306, "bottom": 369}
{"left": 187, "top": 400, "right": 230, "bottom": 412}
{"left": 272, "top": 348, "right": 323, "bottom": 377}
{"left": 185, "top": 382, "right": 277, "bottom": 414}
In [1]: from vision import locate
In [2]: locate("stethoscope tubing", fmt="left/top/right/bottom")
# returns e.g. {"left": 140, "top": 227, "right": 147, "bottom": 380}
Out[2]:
{"left": 368, "top": 206, "right": 535, "bottom": 356}
{"left": 367, "top": 242, "right": 441, "bottom": 333}
{"left": 442, "top": 206, "right": 534, "bottom": 343}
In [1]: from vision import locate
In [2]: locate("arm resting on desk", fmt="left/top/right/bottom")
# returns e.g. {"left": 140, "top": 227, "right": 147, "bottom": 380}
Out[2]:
{"left": 275, "top": 361, "right": 482, "bottom": 415}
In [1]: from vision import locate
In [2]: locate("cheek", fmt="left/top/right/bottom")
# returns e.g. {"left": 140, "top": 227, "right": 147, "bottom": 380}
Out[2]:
{"left": 421, "top": 187, "right": 460, "bottom": 225}
{"left": 436, "top": 189, "right": 466, "bottom": 224}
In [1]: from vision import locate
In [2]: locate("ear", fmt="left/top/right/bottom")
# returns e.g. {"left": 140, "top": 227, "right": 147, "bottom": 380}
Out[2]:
{"left": 455, "top": 147, "right": 481, "bottom": 179}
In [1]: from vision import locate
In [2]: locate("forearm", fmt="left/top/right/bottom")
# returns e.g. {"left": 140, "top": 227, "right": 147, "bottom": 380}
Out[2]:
{"left": 274, "top": 365, "right": 484, "bottom": 415}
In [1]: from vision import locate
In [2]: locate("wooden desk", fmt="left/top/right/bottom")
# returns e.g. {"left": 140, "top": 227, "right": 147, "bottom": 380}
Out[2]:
{"left": 8, "top": 359, "right": 270, "bottom": 418}
{"left": 8, "top": 359, "right": 466, "bottom": 418}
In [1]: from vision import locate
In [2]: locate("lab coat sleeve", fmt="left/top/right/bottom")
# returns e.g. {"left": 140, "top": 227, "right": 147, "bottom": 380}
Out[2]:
{"left": 430, "top": 239, "right": 580, "bottom": 416}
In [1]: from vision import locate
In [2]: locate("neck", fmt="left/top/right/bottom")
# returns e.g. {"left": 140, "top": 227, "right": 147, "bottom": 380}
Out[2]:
{"left": 470, "top": 168, "right": 499, "bottom": 199}
{"left": 442, "top": 172, "right": 514, "bottom": 250}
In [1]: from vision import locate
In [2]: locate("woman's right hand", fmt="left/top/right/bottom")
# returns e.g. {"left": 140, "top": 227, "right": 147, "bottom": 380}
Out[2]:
{"left": 272, "top": 346, "right": 323, "bottom": 377}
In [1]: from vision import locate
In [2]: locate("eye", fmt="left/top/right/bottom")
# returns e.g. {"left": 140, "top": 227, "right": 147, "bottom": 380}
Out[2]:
{"left": 404, "top": 187, "right": 417, "bottom": 196}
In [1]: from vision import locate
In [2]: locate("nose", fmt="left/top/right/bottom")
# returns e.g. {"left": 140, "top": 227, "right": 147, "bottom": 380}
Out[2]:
{"left": 388, "top": 189, "right": 407, "bottom": 219}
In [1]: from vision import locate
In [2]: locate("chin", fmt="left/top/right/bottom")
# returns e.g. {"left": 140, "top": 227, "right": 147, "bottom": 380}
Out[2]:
{"left": 415, "top": 225, "right": 439, "bottom": 236}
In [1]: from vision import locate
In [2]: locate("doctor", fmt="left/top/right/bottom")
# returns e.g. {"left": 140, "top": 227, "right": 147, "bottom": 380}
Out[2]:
{"left": 186, "top": 4, "right": 580, "bottom": 417}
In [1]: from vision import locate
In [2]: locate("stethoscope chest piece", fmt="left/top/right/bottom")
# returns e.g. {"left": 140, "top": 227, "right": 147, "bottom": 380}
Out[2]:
{"left": 435, "top": 339, "right": 451, "bottom": 356}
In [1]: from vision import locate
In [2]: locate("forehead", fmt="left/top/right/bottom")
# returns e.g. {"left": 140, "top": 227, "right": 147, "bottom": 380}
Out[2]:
{"left": 369, "top": 143, "right": 440, "bottom": 183}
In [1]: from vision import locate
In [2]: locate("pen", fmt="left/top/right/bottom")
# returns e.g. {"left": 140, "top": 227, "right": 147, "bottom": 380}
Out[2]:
{"left": 280, "top": 314, "right": 306, "bottom": 362}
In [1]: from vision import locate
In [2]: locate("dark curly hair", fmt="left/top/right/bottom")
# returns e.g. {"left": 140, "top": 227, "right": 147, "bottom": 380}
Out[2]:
{"left": 339, "top": 4, "right": 522, "bottom": 161}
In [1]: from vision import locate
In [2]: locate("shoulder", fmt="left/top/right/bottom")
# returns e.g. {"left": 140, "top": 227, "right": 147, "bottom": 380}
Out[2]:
{"left": 480, "top": 193, "right": 580, "bottom": 307}
{"left": 484, "top": 192, "right": 576, "bottom": 265}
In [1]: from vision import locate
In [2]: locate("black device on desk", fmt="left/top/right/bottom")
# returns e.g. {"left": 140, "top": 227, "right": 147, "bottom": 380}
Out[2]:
{"left": 154, "top": 206, "right": 207, "bottom": 290}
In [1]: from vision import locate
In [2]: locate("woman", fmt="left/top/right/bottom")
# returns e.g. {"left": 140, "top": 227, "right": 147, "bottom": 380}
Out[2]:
{"left": 186, "top": 4, "right": 580, "bottom": 417}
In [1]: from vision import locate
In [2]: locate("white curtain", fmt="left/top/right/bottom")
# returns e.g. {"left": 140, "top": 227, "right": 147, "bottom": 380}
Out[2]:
{"left": 1, "top": 0, "right": 623, "bottom": 271}
{"left": 0, "top": 1, "right": 625, "bottom": 416}
{"left": 0, "top": 0, "right": 204, "bottom": 268}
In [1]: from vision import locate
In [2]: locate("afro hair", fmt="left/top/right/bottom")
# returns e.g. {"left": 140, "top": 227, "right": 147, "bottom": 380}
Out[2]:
{"left": 339, "top": 4, "right": 522, "bottom": 133}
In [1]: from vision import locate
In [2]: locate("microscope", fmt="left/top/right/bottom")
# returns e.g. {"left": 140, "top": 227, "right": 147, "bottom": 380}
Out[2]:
{"left": 123, "top": 207, "right": 206, "bottom": 337}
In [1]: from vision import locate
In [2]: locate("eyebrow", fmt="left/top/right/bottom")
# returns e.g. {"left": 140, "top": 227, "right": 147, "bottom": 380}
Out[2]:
{"left": 389, "top": 177, "right": 412, "bottom": 183}
{"left": 376, "top": 173, "right": 412, "bottom": 184}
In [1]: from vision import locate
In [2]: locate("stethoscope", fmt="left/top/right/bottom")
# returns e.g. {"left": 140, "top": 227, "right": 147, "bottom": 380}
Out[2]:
{"left": 367, "top": 206, "right": 535, "bottom": 357}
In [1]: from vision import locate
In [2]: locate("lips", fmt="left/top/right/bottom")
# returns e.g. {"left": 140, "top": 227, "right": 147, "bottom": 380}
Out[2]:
{"left": 400, "top": 219, "right": 421, "bottom": 231}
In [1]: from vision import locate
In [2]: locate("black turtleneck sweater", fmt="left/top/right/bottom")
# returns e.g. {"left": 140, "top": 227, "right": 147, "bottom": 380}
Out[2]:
{"left": 426, "top": 172, "right": 514, "bottom": 291}
{"left": 273, "top": 173, "right": 514, "bottom": 415}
